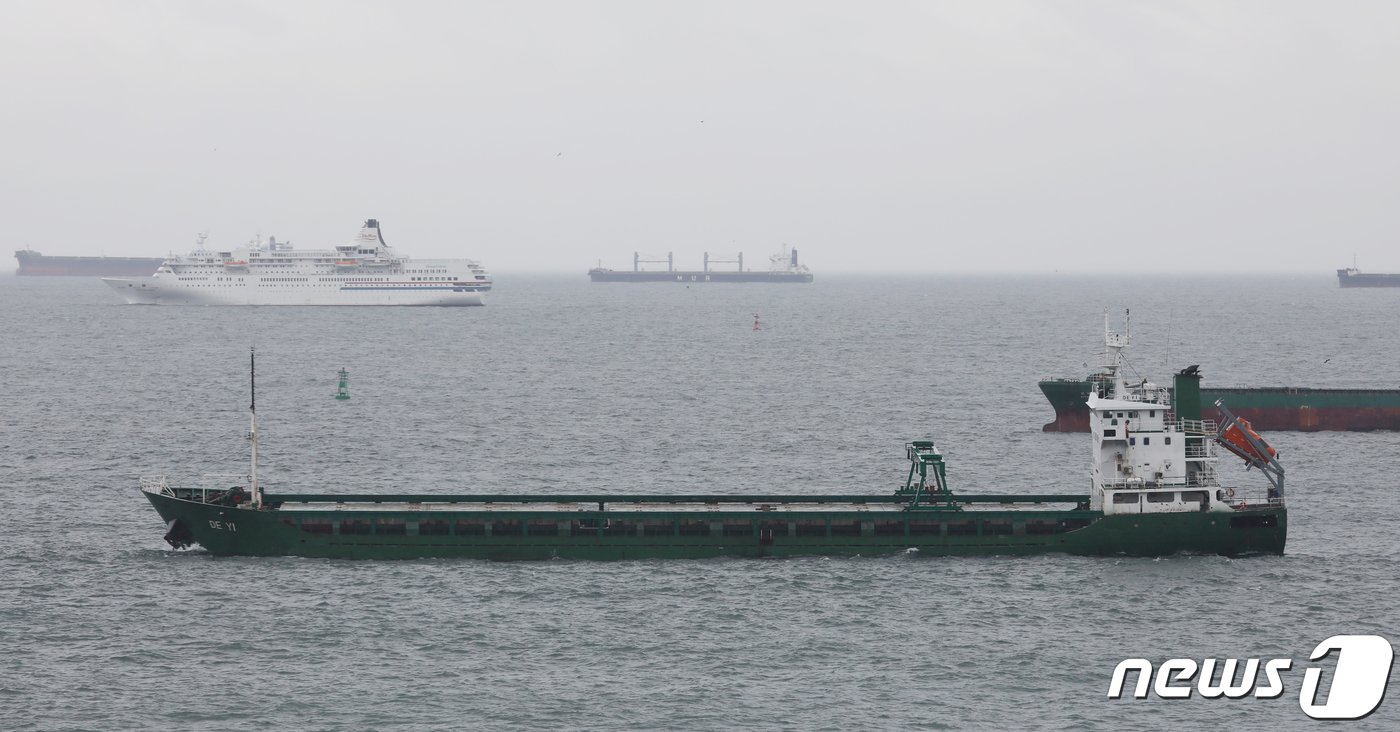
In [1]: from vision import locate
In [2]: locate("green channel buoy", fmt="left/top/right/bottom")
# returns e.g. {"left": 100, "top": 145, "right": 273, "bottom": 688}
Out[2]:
{"left": 335, "top": 368, "right": 351, "bottom": 400}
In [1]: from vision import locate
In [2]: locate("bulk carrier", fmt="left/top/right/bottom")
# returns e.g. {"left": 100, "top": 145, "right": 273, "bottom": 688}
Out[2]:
{"left": 140, "top": 322, "right": 1285, "bottom": 560}
{"left": 1041, "top": 379, "right": 1400, "bottom": 432}
{"left": 588, "top": 247, "right": 813, "bottom": 283}
{"left": 1337, "top": 267, "right": 1400, "bottom": 288}
{"left": 1040, "top": 321, "right": 1400, "bottom": 431}
{"left": 14, "top": 250, "right": 163, "bottom": 277}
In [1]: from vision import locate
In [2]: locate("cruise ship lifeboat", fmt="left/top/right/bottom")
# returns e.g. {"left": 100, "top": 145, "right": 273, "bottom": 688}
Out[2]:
{"left": 1220, "top": 418, "right": 1276, "bottom": 464}
{"left": 334, "top": 259, "right": 358, "bottom": 267}
{"left": 223, "top": 259, "right": 248, "bottom": 268}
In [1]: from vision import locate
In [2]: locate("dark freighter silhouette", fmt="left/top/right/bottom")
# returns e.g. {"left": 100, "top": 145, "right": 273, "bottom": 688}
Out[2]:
{"left": 143, "top": 321, "right": 1285, "bottom": 560}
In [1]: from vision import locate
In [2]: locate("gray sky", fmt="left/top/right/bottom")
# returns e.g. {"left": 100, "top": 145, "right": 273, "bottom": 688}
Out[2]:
{"left": 4, "top": 1, "right": 1397, "bottom": 273}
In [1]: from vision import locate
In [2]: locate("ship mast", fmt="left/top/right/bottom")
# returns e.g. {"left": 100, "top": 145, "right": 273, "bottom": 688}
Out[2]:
{"left": 249, "top": 347, "right": 261, "bottom": 508}
{"left": 1102, "top": 309, "right": 1131, "bottom": 397}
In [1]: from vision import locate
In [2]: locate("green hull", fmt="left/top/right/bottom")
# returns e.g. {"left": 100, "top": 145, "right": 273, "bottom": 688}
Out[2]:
{"left": 145, "top": 491, "right": 1286, "bottom": 560}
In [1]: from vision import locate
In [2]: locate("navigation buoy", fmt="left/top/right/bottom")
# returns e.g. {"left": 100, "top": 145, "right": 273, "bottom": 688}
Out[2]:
{"left": 335, "top": 368, "right": 351, "bottom": 400}
{"left": 753, "top": 314, "right": 762, "bottom": 331}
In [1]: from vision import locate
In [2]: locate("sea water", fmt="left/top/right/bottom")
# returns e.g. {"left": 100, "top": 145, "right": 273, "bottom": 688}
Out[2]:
{"left": 1, "top": 273, "right": 1397, "bottom": 730}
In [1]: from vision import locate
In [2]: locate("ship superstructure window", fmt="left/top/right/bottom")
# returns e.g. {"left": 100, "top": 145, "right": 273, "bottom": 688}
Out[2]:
{"left": 1147, "top": 492, "right": 1175, "bottom": 503}
{"left": 1143, "top": 437, "right": 1150, "bottom": 445}
{"left": 1112, "top": 493, "right": 1141, "bottom": 505}
{"left": 1165, "top": 437, "right": 1172, "bottom": 445}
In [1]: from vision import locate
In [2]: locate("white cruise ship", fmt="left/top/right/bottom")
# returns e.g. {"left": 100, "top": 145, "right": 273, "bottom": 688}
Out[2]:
{"left": 103, "top": 219, "right": 491, "bottom": 306}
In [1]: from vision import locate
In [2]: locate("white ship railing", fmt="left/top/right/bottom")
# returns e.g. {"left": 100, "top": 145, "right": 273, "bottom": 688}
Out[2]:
{"left": 139, "top": 475, "right": 173, "bottom": 496}
{"left": 1176, "top": 418, "right": 1218, "bottom": 435}
{"left": 140, "top": 473, "right": 250, "bottom": 501}
{"left": 1184, "top": 444, "right": 1215, "bottom": 459}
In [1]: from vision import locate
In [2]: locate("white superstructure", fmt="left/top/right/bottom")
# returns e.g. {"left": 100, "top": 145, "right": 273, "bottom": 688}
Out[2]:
{"left": 103, "top": 220, "right": 491, "bottom": 306}
{"left": 1085, "top": 313, "right": 1282, "bottom": 516}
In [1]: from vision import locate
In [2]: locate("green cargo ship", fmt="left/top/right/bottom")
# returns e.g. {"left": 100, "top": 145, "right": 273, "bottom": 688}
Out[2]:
{"left": 143, "top": 342, "right": 1286, "bottom": 560}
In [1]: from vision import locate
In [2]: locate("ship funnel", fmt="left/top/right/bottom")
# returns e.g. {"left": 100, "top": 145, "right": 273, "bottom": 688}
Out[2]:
{"left": 356, "top": 219, "right": 388, "bottom": 247}
{"left": 791, "top": 248, "right": 798, "bottom": 267}
{"left": 1173, "top": 366, "right": 1202, "bottom": 422}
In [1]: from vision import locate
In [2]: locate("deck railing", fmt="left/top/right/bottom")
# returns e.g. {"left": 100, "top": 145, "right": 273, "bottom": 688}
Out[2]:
{"left": 142, "top": 473, "right": 249, "bottom": 502}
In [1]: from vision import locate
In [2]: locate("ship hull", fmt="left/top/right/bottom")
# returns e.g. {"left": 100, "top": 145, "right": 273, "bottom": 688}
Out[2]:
{"left": 15, "top": 251, "right": 163, "bottom": 276}
{"left": 1040, "top": 379, "right": 1400, "bottom": 432}
{"left": 588, "top": 269, "right": 813, "bottom": 283}
{"left": 144, "top": 491, "right": 1284, "bottom": 560}
{"left": 103, "top": 277, "right": 486, "bottom": 306}
{"left": 1337, "top": 269, "right": 1400, "bottom": 287}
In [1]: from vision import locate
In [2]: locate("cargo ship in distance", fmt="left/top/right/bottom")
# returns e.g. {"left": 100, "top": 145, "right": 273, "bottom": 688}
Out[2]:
{"left": 588, "top": 247, "right": 813, "bottom": 283}
{"left": 103, "top": 219, "right": 491, "bottom": 306}
{"left": 14, "top": 249, "right": 163, "bottom": 277}
{"left": 1040, "top": 322, "right": 1400, "bottom": 432}
{"left": 142, "top": 331, "right": 1284, "bottom": 560}
{"left": 1337, "top": 267, "right": 1400, "bottom": 288}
